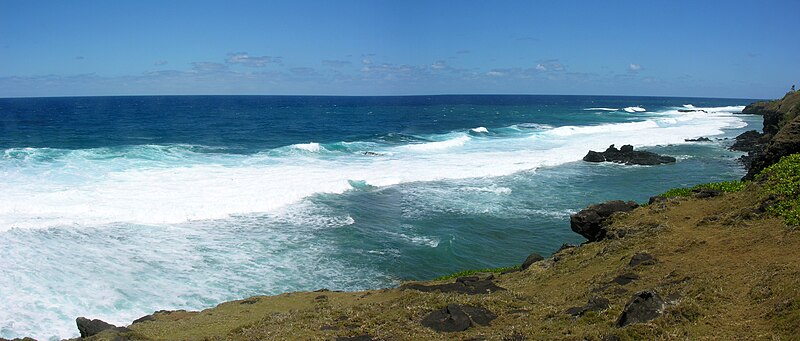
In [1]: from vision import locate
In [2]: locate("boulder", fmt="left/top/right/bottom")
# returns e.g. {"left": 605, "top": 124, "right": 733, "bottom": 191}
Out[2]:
{"left": 613, "top": 273, "right": 640, "bottom": 286}
{"left": 570, "top": 200, "right": 639, "bottom": 242}
{"left": 616, "top": 291, "right": 666, "bottom": 327}
{"left": 582, "top": 145, "right": 676, "bottom": 166}
{"left": 684, "top": 137, "right": 711, "bottom": 142}
{"left": 628, "top": 253, "right": 657, "bottom": 267}
{"left": 565, "top": 297, "right": 610, "bottom": 316}
{"left": 76, "top": 317, "right": 130, "bottom": 338}
{"left": 521, "top": 252, "right": 544, "bottom": 270}
{"left": 421, "top": 304, "right": 496, "bottom": 332}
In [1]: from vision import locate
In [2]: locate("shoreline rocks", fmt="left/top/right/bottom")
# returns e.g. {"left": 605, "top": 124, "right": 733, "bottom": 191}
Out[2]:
{"left": 583, "top": 145, "right": 676, "bottom": 165}
{"left": 570, "top": 200, "right": 639, "bottom": 242}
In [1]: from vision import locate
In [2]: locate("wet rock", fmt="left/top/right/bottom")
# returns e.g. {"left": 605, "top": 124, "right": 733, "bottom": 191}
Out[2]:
{"left": 76, "top": 317, "right": 130, "bottom": 338}
{"left": 583, "top": 150, "right": 606, "bottom": 162}
{"left": 613, "top": 273, "right": 640, "bottom": 286}
{"left": 401, "top": 275, "right": 505, "bottom": 295}
{"left": 421, "top": 304, "right": 496, "bottom": 332}
{"left": 521, "top": 252, "right": 544, "bottom": 270}
{"left": 565, "top": 296, "right": 610, "bottom": 316}
{"left": 685, "top": 137, "right": 711, "bottom": 142}
{"left": 570, "top": 200, "right": 639, "bottom": 242}
{"left": 628, "top": 252, "right": 657, "bottom": 267}
{"left": 583, "top": 144, "right": 676, "bottom": 165}
{"left": 616, "top": 291, "right": 666, "bottom": 327}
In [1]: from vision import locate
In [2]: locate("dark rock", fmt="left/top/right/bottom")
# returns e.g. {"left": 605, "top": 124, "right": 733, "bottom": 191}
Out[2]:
{"left": 583, "top": 144, "right": 676, "bottom": 166}
{"left": 421, "top": 304, "right": 496, "bottom": 332}
{"left": 363, "top": 151, "right": 382, "bottom": 156}
{"left": 602, "top": 335, "right": 622, "bottom": 341}
{"left": 521, "top": 252, "right": 544, "bottom": 270}
{"left": 582, "top": 150, "right": 606, "bottom": 162}
{"left": 570, "top": 200, "right": 639, "bottom": 242}
{"left": 613, "top": 273, "right": 640, "bottom": 286}
{"left": 320, "top": 325, "right": 339, "bottom": 331}
{"left": 76, "top": 317, "right": 130, "bottom": 338}
{"left": 565, "top": 296, "right": 610, "bottom": 316}
{"left": 460, "top": 305, "right": 497, "bottom": 326}
{"left": 336, "top": 334, "right": 375, "bottom": 341}
{"left": 628, "top": 253, "right": 657, "bottom": 267}
{"left": 616, "top": 291, "right": 666, "bottom": 327}
{"left": 401, "top": 276, "right": 505, "bottom": 295}
{"left": 692, "top": 188, "right": 722, "bottom": 199}
{"left": 684, "top": 137, "right": 711, "bottom": 142}
{"left": 648, "top": 195, "right": 667, "bottom": 205}
{"left": 131, "top": 314, "right": 156, "bottom": 324}
{"left": 730, "top": 130, "right": 765, "bottom": 153}
{"left": 677, "top": 109, "right": 707, "bottom": 113}
{"left": 745, "top": 115, "right": 800, "bottom": 179}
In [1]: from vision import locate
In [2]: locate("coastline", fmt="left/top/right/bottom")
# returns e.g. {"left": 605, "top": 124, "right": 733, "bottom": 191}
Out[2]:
{"left": 5, "top": 92, "right": 799, "bottom": 340}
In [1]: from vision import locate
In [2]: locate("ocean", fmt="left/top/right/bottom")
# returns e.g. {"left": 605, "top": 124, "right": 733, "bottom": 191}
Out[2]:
{"left": 0, "top": 95, "right": 759, "bottom": 339}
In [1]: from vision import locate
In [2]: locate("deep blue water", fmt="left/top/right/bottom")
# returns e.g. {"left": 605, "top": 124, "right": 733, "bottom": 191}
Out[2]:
{"left": 0, "top": 95, "right": 759, "bottom": 339}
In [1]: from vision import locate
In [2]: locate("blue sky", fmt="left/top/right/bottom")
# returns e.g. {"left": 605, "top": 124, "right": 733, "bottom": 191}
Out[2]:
{"left": 1, "top": 0, "right": 798, "bottom": 98}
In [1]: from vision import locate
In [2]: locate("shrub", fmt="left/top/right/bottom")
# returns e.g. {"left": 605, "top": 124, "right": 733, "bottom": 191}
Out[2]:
{"left": 658, "top": 180, "right": 748, "bottom": 199}
{"left": 757, "top": 154, "right": 800, "bottom": 225}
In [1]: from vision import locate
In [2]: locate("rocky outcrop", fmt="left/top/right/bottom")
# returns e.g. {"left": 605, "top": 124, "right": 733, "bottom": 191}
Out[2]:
{"left": 616, "top": 291, "right": 666, "bottom": 327}
{"left": 76, "top": 317, "right": 130, "bottom": 338}
{"left": 583, "top": 145, "right": 676, "bottom": 165}
{"left": 570, "top": 200, "right": 639, "bottom": 242}
{"left": 738, "top": 91, "right": 800, "bottom": 179}
{"left": 421, "top": 304, "right": 496, "bottom": 332}
{"left": 401, "top": 273, "right": 505, "bottom": 295}
{"left": 745, "top": 115, "right": 800, "bottom": 179}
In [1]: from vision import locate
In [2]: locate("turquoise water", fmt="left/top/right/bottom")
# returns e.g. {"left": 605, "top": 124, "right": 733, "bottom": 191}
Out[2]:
{"left": 0, "top": 95, "right": 758, "bottom": 339}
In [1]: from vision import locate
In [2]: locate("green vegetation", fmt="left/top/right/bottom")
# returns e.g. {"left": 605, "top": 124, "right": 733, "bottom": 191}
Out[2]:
{"left": 658, "top": 180, "right": 748, "bottom": 199}
{"left": 758, "top": 153, "right": 800, "bottom": 225}
{"left": 432, "top": 266, "right": 519, "bottom": 281}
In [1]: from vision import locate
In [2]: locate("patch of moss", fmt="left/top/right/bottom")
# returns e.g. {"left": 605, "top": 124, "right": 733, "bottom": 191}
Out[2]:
{"left": 758, "top": 153, "right": 800, "bottom": 225}
{"left": 658, "top": 180, "right": 748, "bottom": 199}
{"left": 432, "top": 266, "right": 519, "bottom": 281}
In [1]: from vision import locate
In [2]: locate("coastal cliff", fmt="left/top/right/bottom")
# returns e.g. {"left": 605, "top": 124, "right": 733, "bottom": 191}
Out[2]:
{"left": 45, "top": 93, "right": 800, "bottom": 341}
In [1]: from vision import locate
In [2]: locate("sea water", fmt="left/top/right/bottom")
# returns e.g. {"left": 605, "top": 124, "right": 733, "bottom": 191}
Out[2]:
{"left": 0, "top": 95, "right": 760, "bottom": 339}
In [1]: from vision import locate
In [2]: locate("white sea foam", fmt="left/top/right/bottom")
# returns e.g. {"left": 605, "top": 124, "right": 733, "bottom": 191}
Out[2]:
{"left": 471, "top": 126, "right": 489, "bottom": 133}
{"left": 290, "top": 142, "right": 322, "bottom": 152}
{"left": 623, "top": 106, "right": 646, "bottom": 113}
{"left": 402, "top": 135, "right": 470, "bottom": 152}
{"left": 583, "top": 107, "right": 619, "bottom": 111}
{"left": 0, "top": 105, "right": 749, "bottom": 231}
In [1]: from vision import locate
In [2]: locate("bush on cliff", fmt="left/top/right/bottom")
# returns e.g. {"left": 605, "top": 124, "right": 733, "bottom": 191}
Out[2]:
{"left": 658, "top": 180, "right": 747, "bottom": 199}
{"left": 758, "top": 153, "right": 800, "bottom": 225}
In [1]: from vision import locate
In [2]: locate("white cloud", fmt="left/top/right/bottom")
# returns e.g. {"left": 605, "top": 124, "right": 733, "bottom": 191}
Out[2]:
{"left": 361, "top": 58, "right": 372, "bottom": 65}
{"left": 535, "top": 64, "right": 547, "bottom": 71}
{"left": 226, "top": 52, "right": 280, "bottom": 67}
{"left": 431, "top": 60, "right": 447, "bottom": 70}
{"left": 486, "top": 70, "right": 506, "bottom": 77}
{"left": 629, "top": 63, "right": 642, "bottom": 71}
